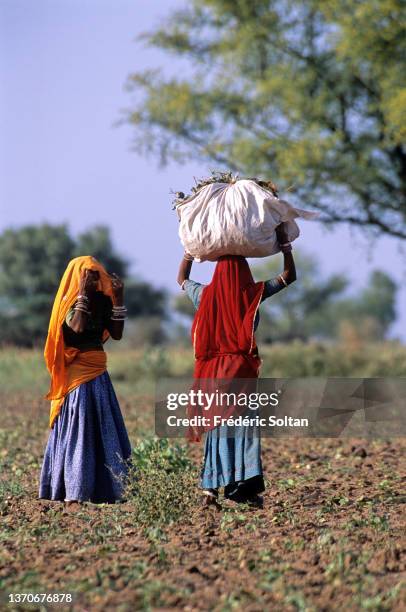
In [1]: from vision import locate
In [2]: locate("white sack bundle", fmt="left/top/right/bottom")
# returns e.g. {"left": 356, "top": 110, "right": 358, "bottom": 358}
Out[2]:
{"left": 176, "top": 179, "right": 318, "bottom": 262}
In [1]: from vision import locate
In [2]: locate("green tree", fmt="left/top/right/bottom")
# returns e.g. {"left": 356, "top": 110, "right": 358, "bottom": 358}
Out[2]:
{"left": 0, "top": 225, "right": 75, "bottom": 346}
{"left": 125, "top": 279, "right": 167, "bottom": 318}
{"left": 328, "top": 270, "right": 397, "bottom": 340}
{"left": 127, "top": 0, "right": 406, "bottom": 239}
{"left": 0, "top": 225, "right": 167, "bottom": 346}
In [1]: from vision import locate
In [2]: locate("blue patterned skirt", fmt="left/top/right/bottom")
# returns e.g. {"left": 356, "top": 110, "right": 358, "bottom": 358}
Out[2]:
{"left": 39, "top": 372, "right": 131, "bottom": 504}
{"left": 201, "top": 416, "right": 264, "bottom": 495}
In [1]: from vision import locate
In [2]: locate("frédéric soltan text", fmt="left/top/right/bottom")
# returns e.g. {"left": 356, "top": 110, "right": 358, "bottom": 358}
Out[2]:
{"left": 167, "top": 415, "right": 309, "bottom": 428}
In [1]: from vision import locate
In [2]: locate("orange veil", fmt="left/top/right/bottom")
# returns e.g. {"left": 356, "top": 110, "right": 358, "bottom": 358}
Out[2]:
{"left": 44, "top": 256, "right": 114, "bottom": 427}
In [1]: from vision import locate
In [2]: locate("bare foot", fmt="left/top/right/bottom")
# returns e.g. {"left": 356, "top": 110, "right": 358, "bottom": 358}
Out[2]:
{"left": 203, "top": 495, "right": 222, "bottom": 511}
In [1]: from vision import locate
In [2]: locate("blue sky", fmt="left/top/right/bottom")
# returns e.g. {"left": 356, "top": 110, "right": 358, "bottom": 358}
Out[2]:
{"left": 1, "top": 0, "right": 405, "bottom": 339}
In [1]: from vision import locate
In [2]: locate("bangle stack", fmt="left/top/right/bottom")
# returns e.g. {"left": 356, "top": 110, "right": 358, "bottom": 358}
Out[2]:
{"left": 279, "top": 242, "right": 292, "bottom": 253}
{"left": 74, "top": 294, "right": 90, "bottom": 315}
{"left": 278, "top": 274, "right": 288, "bottom": 287}
{"left": 111, "top": 305, "right": 127, "bottom": 321}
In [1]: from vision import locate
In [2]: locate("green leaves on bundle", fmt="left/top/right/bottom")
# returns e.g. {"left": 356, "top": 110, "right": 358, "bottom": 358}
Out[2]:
{"left": 172, "top": 169, "right": 279, "bottom": 209}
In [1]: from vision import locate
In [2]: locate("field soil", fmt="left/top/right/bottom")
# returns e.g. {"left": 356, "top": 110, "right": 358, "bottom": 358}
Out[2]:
{"left": 0, "top": 349, "right": 405, "bottom": 611}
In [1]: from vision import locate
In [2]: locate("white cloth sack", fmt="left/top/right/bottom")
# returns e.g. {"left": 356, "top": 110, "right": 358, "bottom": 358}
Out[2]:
{"left": 177, "top": 179, "right": 317, "bottom": 262}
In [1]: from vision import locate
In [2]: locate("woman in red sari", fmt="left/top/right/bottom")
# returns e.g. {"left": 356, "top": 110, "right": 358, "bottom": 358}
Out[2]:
{"left": 177, "top": 223, "right": 296, "bottom": 507}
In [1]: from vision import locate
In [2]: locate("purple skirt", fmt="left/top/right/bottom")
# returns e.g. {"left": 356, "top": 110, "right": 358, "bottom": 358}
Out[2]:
{"left": 39, "top": 372, "right": 131, "bottom": 503}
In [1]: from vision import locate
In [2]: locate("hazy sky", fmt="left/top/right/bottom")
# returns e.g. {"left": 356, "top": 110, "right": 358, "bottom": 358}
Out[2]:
{"left": 1, "top": 0, "right": 405, "bottom": 339}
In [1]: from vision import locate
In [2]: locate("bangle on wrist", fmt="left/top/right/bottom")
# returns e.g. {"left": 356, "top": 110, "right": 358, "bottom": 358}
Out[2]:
{"left": 74, "top": 305, "right": 90, "bottom": 314}
{"left": 111, "top": 305, "right": 127, "bottom": 321}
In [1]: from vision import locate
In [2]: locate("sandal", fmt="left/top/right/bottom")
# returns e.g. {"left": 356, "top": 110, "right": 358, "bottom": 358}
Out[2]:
{"left": 225, "top": 484, "right": 264, "bottom": 507}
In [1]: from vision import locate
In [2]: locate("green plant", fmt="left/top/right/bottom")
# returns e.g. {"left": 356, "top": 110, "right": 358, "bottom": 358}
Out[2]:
{"left": 126, "top": 438, "right": 198, "bottom": 526}
{"left": 0, "top": 478, "right": 26, "bottom": 513}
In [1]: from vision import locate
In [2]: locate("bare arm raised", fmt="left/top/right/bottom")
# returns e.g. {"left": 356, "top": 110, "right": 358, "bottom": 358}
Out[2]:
{"left": 177, "top": 252, "right": 194, "bottom": 287}
{"left": 275, "top": 222, "right": 296, "bottom": 286}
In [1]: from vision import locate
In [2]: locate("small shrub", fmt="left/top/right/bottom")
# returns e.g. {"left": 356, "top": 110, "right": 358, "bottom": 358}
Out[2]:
{"left": 126, "top": 438, "right": 198, "bottom": 526}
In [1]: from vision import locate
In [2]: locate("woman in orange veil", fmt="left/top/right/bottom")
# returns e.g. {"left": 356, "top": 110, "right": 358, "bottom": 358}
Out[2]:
{"left": 39, "top": 256, "right": 131, "bottom": 506}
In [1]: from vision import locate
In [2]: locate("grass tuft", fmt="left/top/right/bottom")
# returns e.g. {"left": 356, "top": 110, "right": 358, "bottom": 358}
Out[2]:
{"left": 126, "top": 438, "right": 198, "bottom": 526}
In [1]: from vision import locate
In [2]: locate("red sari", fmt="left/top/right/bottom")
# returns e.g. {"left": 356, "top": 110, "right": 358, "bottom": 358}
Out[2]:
{"left": 188, "top": 256, "right": 264, "bottom": 441}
